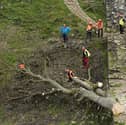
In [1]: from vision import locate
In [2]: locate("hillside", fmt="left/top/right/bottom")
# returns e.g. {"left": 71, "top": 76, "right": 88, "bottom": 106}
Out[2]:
{"left": 0, "top": 0, "right": 113, "bottom": 125}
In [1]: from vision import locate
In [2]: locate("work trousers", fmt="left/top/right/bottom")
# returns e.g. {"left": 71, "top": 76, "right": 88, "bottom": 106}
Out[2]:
{"left": 98, "top": 28, "right": 103, "bottom": 37}
{"left": 62, "top": 34, "right": 68, "bottom": 42}
{"left": 82, "top": 57, "right": 89, "bottom": 69}
{"left": 86, "top": 31, "right": 92, "bottom": 41}
{"left": 119, "top": 25, "right": 124, "bottom": 34}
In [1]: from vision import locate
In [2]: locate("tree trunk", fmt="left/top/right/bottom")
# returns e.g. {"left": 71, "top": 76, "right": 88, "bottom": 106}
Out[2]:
{"left": 79, "top": 87, "right": 124, "bottom": 116}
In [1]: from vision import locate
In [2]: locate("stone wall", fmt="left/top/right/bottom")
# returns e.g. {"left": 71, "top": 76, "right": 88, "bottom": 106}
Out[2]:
{"left": 106, "top": 0, "right": 126, "bottom": 124}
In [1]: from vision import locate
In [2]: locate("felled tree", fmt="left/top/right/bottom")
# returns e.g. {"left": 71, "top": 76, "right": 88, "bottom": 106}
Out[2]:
{"left": 17, "top": 67, "right": 124, "bottom": 116}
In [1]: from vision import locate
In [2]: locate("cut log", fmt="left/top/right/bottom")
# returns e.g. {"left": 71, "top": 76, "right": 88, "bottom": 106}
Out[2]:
{"left": 79, "top": 87, "right": 124, "bottom": 116}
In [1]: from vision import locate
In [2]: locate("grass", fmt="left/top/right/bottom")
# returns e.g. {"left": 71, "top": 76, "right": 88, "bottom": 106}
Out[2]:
{"left": 78, "top": 0, "right": 106, "bottom": 23}
{"left": 0, "top": 0, "right": 84, "bottom": 38}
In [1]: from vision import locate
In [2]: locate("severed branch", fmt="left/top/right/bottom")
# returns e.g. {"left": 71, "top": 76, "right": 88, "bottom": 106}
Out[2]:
{"left": 19, "top": 68, "right": 124, "bottom": 116}
{"left": 72, "top": 77, "right": 106, "bottom": 97}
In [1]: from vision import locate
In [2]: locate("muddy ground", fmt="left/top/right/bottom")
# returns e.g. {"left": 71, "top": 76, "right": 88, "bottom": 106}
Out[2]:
{"left": 0, "top": 39, "right": 113, "bottom": 125}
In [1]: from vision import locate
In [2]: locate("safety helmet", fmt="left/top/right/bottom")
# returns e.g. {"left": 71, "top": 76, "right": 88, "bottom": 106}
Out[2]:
{"left": 98, "top": 19, "right": 102, "bottom": 21}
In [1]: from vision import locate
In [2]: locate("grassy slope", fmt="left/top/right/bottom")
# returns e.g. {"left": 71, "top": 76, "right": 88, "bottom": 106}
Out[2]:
{"left": 0, "top": 0, "right": 84, "bottom": 38}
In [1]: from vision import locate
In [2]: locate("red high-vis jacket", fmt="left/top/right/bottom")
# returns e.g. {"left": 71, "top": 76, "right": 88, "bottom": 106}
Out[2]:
{"left": 97, "top": 20, "right": 103, "bottom": 29}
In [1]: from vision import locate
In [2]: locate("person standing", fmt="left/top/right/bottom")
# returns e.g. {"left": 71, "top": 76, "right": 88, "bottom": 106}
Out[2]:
{"left": 119, "top": 16, "right": 125, "bottom": 34}
{"left": 97, "top": 19, "right": 103, "bottom": 37}
{"left": 60, "top": 24, "right": 71, "bottom": 47}
{"left": 82, "top": 46, "right": 91, "bottom": 80}
{"left": 86, "top": 21, "right": 93, "bottom": 41}
{"left": 82, "top": 46, "right": 91, "bottom": 69}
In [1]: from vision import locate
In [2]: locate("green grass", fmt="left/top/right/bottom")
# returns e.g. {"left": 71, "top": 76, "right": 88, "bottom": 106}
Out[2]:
{"left": 0, "top": 0, "right": 84, "bottom": 37}
{"left": 78, "top": 0, "right": 106, "bottom": 23}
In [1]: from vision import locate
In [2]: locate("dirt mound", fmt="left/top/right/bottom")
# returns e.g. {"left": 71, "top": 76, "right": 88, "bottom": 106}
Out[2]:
{"left": 1, "top": 40, "right": 112, "bottom": 125}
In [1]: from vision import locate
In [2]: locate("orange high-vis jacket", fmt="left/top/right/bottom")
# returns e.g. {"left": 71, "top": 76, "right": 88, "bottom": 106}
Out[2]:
{"left": 86, "top": 24, "right": 92, "bottom": 31}
{"left": 97, "top": 21, "right": 103, "bottom": 29}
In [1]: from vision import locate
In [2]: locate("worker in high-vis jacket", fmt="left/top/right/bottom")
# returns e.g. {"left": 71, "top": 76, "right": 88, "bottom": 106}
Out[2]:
{"left": 65, "top": 69, "right": 74, "bottom": 82}
{"left": 97, "top": 19, "right": 103, "bottom": 37}
{"left": 86, "top": 21, "right": 93, "bottom": 41}
{"left": 82, "top": 46, "right": 91, "bottom": 69}
{"left": 82, "top": 46, "right": 91, "bottom": 80}
{"left": 119, "top": 17, "right": 125, "bottom": 34}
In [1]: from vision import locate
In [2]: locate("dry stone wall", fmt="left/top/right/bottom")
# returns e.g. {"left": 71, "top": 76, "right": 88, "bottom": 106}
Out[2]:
{"left": 106, "top": 0, "right": 126, "bottom": 124}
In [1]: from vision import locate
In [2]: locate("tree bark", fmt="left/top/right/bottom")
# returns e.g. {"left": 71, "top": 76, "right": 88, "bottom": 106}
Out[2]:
{"left": 72, "top": 77, "right": 93, "bottom": 90}
{"left": 79, "top": 87, "right": 124, "bottom": 116}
